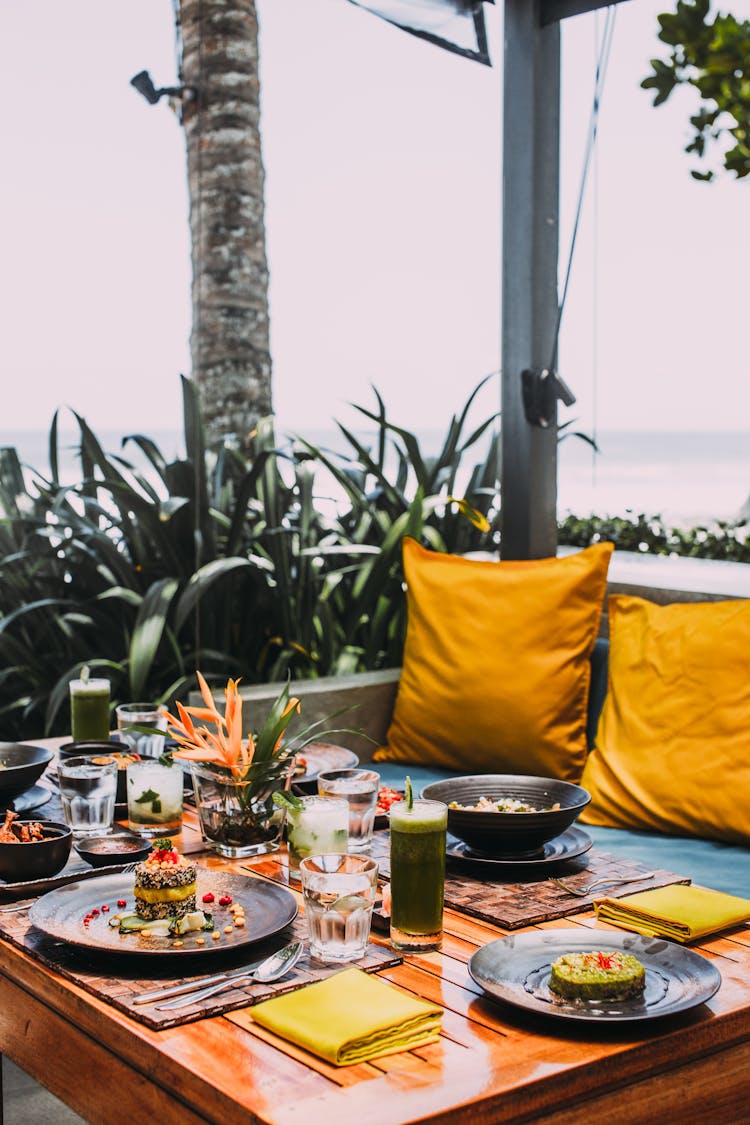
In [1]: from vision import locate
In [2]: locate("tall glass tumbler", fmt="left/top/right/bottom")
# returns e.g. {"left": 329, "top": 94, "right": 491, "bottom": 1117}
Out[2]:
{"left": 389, "top": 798, "right": 447, "bottom": 952}
{"left": 69, "top": 678, "right": 111, "bottom": 743}
{"left": 317, "top": 768, "right": 380, "bottom": 851}
{"left": 116, "top": 702, "right": 167, "bottom": 759}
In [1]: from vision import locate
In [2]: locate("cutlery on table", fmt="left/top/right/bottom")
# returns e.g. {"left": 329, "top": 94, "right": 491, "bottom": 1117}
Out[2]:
{"left": 155, "top": 940, "right": 304, "bottom": 1011}
{"left": 133, "top": 940, "right": 301, "bottom": 1006}
{"left": 549, "top": 872, "right": 657, "bottom": 898}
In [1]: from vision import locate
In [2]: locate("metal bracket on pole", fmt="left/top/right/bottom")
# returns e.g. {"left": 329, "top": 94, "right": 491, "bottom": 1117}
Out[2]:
{"left": 521, "top": 368, "right": 576, "bottom": 429}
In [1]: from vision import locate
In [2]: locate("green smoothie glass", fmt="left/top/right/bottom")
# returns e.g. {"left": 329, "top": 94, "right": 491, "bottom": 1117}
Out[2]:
{"left": 69, "top": 677, "right": 111, "bottom": 742}
{"left": 389, "top": 796, "right": 448, "bottom": 952}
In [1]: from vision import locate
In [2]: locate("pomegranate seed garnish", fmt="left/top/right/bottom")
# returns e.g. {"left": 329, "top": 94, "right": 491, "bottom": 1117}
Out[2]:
{"left": 101, "top": 904, "right": 110, "bottom": 912}
{"left": 218, "top": 894, "right": 232, "bottom": 907}
{"left": 202, "top": 892, "right": 215, "bottom": 903}
{"left": 117, "top": 899, "right": 127, "bottom": 908}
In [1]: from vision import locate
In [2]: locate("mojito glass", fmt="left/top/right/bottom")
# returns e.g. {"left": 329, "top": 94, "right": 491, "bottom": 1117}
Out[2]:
{"left": 126, "top": 759, "right": 184, "bottom": 836}
{"left": 286, "top": 795, "right": 348, "bottom": 880}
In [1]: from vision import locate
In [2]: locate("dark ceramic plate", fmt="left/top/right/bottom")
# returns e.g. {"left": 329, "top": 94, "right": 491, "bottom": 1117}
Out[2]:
{"left": 445, "top": 826, "right": 592, "bottom": 872}
{"left": 0, "top": 743, "right": 55, "bottom": 801}
{"left": 468, "top": 929, "right": 721, "bottom": 1023}
{"left": 0, "top": 785, "right": 52, "bottom": 816}
{"left": 29, "top": 870, "right": 297, "bottom": 957}
{"left": 0, "top": 857, "right": 138, "bottom": 899}
{"left": 421, "top": 775, "right": 590, "bottom": 856}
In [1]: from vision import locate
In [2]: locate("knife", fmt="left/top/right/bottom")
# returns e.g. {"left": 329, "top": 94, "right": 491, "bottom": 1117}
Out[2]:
{"left": 132, "top": 955, "right": 271, "bottom": 1006}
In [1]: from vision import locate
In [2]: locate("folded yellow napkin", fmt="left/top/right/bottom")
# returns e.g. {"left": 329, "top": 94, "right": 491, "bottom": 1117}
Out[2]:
{"left": 595, "top": 884, "right": 750, "bottom": 942}
{"left": 251, "top": 967, "right": 443, "bottom": 1066}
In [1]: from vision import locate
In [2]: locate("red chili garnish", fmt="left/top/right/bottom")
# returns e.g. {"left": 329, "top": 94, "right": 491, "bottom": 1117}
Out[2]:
{"left": 218, "top": 894, "right": 232, "bottom": 907}
{"left": 117, "top": 899, "right": 127, "bottom": 908}
{"left": 596, "top": 951, "right": 614, "bottom": 970}
{"left": 202, "top": 892, "right": 215, "bottom": 904}
{"left": 101, "top": 904, "right": 110, "bottom": 913}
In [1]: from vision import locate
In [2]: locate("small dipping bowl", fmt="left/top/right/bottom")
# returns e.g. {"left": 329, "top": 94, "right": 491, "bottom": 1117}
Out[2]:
{"left": 73, "top": 830, "right": 152, "bottom": 868}
{"left": 0, "top": 821, "right": 73, "bottom": 882}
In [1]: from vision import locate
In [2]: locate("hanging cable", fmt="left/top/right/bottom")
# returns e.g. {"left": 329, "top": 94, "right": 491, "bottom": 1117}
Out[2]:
{"left": 549, "top": 4, "right": 617, "bottom": 375}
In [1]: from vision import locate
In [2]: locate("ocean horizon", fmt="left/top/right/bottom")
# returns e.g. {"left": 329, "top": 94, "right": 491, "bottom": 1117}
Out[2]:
{"left": 1, "top": 425, "right": 748, "bottom": 529}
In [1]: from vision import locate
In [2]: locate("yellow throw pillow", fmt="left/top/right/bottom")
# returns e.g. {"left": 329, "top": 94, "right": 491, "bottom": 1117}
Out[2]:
{"left": 581, "top": 595, "right": 750, "bottom": 845}
{"left": 374, "top": 538, "right": 613, "bottom": 780}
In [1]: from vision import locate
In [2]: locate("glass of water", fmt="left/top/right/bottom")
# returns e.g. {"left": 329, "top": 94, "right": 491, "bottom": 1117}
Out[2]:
{"left": 286, "top": 795, "right": 348, "bottom": 881}
{"left": 300, "top": 853, "right": 379, "bottom": 962}
{"left": 116, "top": 702, "right": 168, "bottom": 759}
{"left": 317, "top": 768, "right": 380, "bottom": 851}
{"left": 126, "top": 759, "right": 184, "bottom": 837}
{"left": 57, "top": 755, "right": 117, "bottom": 837}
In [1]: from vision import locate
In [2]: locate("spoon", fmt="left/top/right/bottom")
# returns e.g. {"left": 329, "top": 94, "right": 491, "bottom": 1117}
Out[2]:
{"left": 156, "top": 940, "right": 304, "bottom": 1010}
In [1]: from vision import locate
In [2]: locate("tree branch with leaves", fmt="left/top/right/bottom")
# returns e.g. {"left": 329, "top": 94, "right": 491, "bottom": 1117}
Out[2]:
{"left": 642, "top": 0, "right": 750, "bottom": 180}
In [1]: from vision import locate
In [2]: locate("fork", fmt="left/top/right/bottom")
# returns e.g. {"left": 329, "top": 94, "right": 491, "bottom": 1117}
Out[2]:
{"left": 549, "top": 872, "right": 657, "bottom": 897}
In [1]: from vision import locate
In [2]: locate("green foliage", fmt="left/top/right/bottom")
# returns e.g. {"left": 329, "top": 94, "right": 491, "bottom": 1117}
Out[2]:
{"left": 0, "top": 377, "right": 500, "bottom": 741}
{"left": 642, "top": 0, "right": 750, "bottom": 179}
{"left": 559, "top": 511, "right": 750, "bottom": 561}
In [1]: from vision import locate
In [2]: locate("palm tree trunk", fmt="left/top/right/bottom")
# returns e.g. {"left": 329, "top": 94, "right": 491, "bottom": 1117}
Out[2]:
{"left": 178, "top": 0, "right": 272, "bottom": 448}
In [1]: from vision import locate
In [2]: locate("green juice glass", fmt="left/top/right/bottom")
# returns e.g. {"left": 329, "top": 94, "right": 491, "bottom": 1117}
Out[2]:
{"left": 69, "top": 678, "right": 111, "bottom": 742}
{"left": 389, "top": 797, "right": 448, "bottom": 952}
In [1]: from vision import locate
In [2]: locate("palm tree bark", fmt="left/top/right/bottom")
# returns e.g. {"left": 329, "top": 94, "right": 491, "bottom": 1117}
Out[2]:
{"left": 178, "top": 0, "right": 272, "bottom": 448}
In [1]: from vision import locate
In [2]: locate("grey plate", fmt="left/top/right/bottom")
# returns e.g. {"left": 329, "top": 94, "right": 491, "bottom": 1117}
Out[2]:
{"left": 29, "top": 870, "right": 297, "bottom": 957}
{"left": 469, "top": 929, "right": 721, "bottom": 1023}
{"left": 291, "top": 743, "right": 359, "bottom": 792}
{"left": 0, "top": 860, "right": 135, "bottom": 899}
{"left": 446, "top": 826, "right": 592, "bottom": 872}
{"left": 0, "top": 785, "right": 52, "bottom": 816}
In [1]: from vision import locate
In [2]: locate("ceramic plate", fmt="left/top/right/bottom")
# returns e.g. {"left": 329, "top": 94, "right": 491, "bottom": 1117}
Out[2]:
{"left": 446, "top": 826, "right": 592, "bottom": 872}
{"left": 469, "top": 929, "right": 721, "bottom": 1023}
{"left": 0, "top": 860, "right": 137, "bottom": 900}
{"left": 29, "top": 870, "right": 297, "bottom": 957}
{"left": 0, "top": 785, "right": 52, "bottom": 817}
{"left": 291, "top": 743, "right": 359, "bottom": 792}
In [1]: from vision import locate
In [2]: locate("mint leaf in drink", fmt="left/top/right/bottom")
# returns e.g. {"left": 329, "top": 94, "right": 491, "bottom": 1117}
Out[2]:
{"left": 135, "top": 788, "right": 159, "bottom": 805}
{"left": 273, "top": 790, "right": 303, "bottom": 811}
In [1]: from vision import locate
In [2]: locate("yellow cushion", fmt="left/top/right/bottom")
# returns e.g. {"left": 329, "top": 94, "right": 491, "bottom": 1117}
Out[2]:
{"left": 374, "top": 538, "right": 613, "bottom": 780}
{"left": 581, "top": 595, "right": 750, "bottom": 845}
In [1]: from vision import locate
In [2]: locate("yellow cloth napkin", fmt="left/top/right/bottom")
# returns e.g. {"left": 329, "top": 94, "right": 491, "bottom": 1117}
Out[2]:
{"left": 251, "top": 967, "right": 443, "bottom": 1066}
{"left": 595, "top": 883, "right": 750, "bottom": 942}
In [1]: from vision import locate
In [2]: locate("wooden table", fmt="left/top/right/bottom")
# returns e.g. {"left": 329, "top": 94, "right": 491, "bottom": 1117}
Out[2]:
{"left": 1, "top": 767, "right": 749, "bottom": 1123}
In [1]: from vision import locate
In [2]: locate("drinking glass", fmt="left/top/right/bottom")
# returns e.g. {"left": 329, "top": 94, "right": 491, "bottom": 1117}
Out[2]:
{"left": 300, "top": 853, "right": 378, "bottom": 962}
{"left": 126, "top": 759, "right": 184, "bottom": 837}
{"left": 317, "top": 768, "right": 380, "bottom": 851}
{"left": 58, "top": 755, "right": 117, "bottom": 837}
{"left": 116, "top": 702, "right": 168, "bottom": 759}
{"left": 389, "top": 798, "right": 448, "bottom": 952}
{"left": 69, "top": 678, "right": 111, "bottom": 742}
{"left": 285, "top": 795, "right": 348, "bottom": 881}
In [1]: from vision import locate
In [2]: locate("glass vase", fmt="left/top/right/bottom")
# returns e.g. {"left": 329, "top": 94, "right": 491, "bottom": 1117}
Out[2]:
{"left": 190, "top": 757, "right": 294, "bottom": 858}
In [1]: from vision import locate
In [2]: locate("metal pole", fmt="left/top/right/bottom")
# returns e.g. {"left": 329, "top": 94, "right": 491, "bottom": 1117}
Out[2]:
{"left": 501, "top": 0, "right": 561, "bottom": 559}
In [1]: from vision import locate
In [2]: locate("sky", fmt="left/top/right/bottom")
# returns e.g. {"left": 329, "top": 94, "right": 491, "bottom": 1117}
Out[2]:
{"left": 1, "top": 0, "right": 749, "bottom": 445}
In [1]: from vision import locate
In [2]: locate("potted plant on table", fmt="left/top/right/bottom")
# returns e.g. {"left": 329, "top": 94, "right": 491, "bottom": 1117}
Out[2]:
{"left": 164, "top": 673, "right": 348, "bottom": 857}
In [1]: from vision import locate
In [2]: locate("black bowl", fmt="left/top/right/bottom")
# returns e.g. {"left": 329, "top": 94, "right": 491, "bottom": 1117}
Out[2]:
{"left": 73, "top": 830, "right": 152, "bottom": 868}
{"left": 58, "top": 741, "right": 138, "bottom": 803}
{"left": 0, "top": 820, "right": 72, "bottom": 882}
{"left": 420, "top": 775, "right": 591, "bottom": 857}
{"left": 0, "top": 743, "right": 55, "bottom": 802}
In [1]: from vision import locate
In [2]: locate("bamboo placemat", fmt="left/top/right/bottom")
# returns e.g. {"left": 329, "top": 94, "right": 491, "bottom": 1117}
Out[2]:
{"left": 368, "top": 831, "right": 690, "bottom": 930}
{"left": 0, "top": 902, "right": 401, "bottom": 1031}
